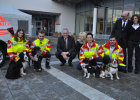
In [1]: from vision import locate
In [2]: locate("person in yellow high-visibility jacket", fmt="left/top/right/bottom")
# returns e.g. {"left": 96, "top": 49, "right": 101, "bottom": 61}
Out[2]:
{"left": 101, "top": 35, "right": 127, "bottom": 73}
{"left": 79, "top": 33, "right": 104, "bottom": 78}
{"left": 7, "top": 29, "right": 30, "bottom": 61}
{"left": 30, "top": 31, "right": 51, "bottom": 72}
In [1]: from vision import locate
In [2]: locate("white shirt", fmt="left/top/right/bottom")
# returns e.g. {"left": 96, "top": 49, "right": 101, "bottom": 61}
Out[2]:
{"left": 122, "top": 20, "right": 128, "bottom": 27}
{"left": 109, "top": 47, "right": 115, "bottom": 58}
{"left": 132, "top": 24, "right": 140, "bottom": 30}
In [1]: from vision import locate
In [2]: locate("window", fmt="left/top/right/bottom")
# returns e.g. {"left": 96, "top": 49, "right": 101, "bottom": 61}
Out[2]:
{"left": 18, "top": 20, "right": 28, "bottom": 34}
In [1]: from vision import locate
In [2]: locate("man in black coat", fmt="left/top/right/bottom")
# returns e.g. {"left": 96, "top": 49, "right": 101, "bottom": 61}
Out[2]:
{"left": 111, "top": 11, "right": 131, "bottom": 72}
{"left": 55, "top": 28, "right": 76, "bottom": 66}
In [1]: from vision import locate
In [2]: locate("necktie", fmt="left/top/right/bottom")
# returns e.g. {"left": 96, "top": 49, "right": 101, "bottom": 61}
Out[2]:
{"left": 122, "top": 21, "right": 125, "bottom": 29}
{"left": 64, "top": 38, "right": 67, "bottom": 50}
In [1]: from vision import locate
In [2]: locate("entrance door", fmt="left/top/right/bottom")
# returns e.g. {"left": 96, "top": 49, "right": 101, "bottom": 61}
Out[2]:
{"left": 36, "top": 21, "right": 42, "bottom": 35}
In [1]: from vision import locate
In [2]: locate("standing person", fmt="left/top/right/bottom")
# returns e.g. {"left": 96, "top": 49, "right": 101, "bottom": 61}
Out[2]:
{"left": 127, "top": 14, "right": 140, "bottom": 74}
{"left": 30, "top": 31, "right": 51, "bottom": 72}
{"left": 111, "top": 11, "right": 131, "bottom": 65}
{"left": 75, "top": 32, "right": 86, "bottom": 57}
{"left": 55, "top": 28, "right": 76, "bottom": 67}
{"left": 79, "top": 33, "right": 104, "bottom": 77}
{"left": 7, "top": 29, "right": 30, "bottom": 61}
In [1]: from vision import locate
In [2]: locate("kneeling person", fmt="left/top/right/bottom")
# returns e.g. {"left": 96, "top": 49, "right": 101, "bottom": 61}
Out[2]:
{"left": 79, "top": 33, "right": 103, "bottom": 78}
{"left": 55, "top": 28, "right": 76, "bottom": 66}
{"left": 101, "top": 35, "right": 126, "bottom": 73}
{"left": 30, "top": 31, "right": 51, "bottom": 72}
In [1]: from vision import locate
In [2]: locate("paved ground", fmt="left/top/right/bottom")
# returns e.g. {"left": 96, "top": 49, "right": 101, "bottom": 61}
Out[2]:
{"left": 0, "top": 36, "right": 140, "bottom": 100}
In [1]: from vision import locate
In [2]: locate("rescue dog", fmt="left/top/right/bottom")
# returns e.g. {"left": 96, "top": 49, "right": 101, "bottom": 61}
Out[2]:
{"left": 83, "top": 59, "right": 96, "bottom": 78}
{"left": 31, "top": 46, "right": 42, "bottom": 62}
{"left": 104, "top": 58, "right": 119, "bottom": 80}
{"left": 5, "top": 51, "right": 29, "bottom": 79}
{"left": 31, "top": 46, "right": 42, "bottom": 71}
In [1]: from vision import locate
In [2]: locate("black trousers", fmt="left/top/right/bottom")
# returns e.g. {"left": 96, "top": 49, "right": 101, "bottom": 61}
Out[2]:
{"left": 34, "top": 52, "right": 51, "bottom": 69}
{"left": 128, "top": 41, "right": 140, "bottom": 72}
{"left": 117, "top": 38, "right": 127, "bottom": 65}
{"left": 55, "top": 51, "right": 76, "bottom": 64}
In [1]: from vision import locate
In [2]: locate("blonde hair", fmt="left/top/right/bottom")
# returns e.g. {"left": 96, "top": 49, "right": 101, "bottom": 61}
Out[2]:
{"left": 79, "top": 32, "right": 86, "bottom": 41}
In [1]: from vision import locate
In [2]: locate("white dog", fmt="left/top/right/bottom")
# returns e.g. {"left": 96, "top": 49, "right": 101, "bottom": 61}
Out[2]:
{"left": 104, "top": 58, "right": 120, "bottom": 80}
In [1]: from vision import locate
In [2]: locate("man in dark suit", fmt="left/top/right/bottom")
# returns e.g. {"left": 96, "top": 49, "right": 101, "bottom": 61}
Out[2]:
{"left": 111, "top": 11, "right": 131, "bottom": 72}
{"left": 55, "top": 28, "right": 76, "bottom": 66}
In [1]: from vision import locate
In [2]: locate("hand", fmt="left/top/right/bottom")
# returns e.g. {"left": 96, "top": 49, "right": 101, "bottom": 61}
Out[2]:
{"left": 61, "top": 52, "right": 67, "bottom": 56}
{"left": 63, "top": 55, "right": 68, "bottom": 60}
{"left": 81, "top": 65, "right": 86, "bottom": 72}
{"left": 89, "top": 57, "right": 93, "bottom": 61}
{"left": 30, "top": 56, "right": 36, "bottom": 61}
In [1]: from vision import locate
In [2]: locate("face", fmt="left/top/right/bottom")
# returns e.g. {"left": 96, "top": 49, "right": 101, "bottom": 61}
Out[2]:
{"left": 18, "top": 30, "right": 23, "bottom": 38}
{"left": 38, "top": 33, "right": 45, "bottom": 41}
{"left": 121, "top": 13, "right": 129, "bottom": 21}
{"left": 109, "top": 37, "right": 116, "bottom": 47}
{"left": 86, "top": 35, "right": 93, "bottom": 43}
{"left": 133, "top": 16, "right": 139, "bottom": 24}
{"left": 79, "top": 35, "right": 84, "bottom": 41}
{"left": 62, "top": 30, "right": 69, "bottom": 38}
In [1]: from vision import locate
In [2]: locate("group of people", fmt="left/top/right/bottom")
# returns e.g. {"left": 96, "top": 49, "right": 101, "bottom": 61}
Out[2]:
{"left": 6, "top": 11, "right": 140, "bottom": 78}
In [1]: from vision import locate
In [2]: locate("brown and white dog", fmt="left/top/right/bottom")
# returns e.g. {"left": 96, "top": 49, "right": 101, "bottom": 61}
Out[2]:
{"left": 105, "top": 58, "right": 119, "bottom": 80}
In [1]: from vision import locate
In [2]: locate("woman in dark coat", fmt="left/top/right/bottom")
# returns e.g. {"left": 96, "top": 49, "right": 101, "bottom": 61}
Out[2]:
{"left": 75, "top": 32, "right": 86, "bottom": 70}
{"left": 127, "top": 14, "right": 140, "bottom": 74}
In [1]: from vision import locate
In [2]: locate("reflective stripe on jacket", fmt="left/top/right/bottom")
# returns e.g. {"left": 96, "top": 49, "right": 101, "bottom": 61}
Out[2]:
{"left": 30, "top": 38, "right": 51, "bottom": 56}
{"left": 102, "top": 41, "right": 124, "bottom": 64}
{"left": 79, "top": 41, "right": 103, "bottom": 65}
{"left": 7, "top": 37, "right": 29, "bottom": 60}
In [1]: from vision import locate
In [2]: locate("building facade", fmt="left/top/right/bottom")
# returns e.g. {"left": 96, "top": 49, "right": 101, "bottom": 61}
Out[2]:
{"left": 1, "top": 0, "right": 140, "bottom": 38}
{"left": 75, "top": 0, "right": 140, "bottom": 39}
{"left": 0, "top": 0, "right": 76, "bottom": 36}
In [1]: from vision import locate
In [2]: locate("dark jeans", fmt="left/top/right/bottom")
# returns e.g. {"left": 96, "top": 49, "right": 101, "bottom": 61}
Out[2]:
{"left": 128, "top": 41, "right": 140, "bottom": 72}
{"left": 34, "top": 52, "right": 51, "bottom": 69}
{"left": 55, "top": 51, "right": 76, "bottom": 64}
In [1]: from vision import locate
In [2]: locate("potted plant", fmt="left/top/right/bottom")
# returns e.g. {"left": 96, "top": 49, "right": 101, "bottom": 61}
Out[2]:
{"left": 53, "top": 32, "right": 58, "bottom": 37}
{"left": 57, "top": 32, "right": 61, "bottom": 37}
{"left": 73, "top": 32, "right": 77, "bottom": 40}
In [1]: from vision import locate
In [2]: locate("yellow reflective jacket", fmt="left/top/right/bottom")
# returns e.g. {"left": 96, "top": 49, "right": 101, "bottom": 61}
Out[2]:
{"left": 79, "top": 41, "right": 103, "bottom": 65}
{"left": 102, "top": 41, "right": 125, "bottom": 65}
{"left": 30, "top": 38, "right": 51, "bottom": 56}
{"left": 7, "top": 37, "right": 29, "bottom": 60}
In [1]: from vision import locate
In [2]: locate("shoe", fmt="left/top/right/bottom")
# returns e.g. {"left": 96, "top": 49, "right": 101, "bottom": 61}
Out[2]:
{"left": 95, "top": 75, "right": 100, "bottom": 78}
{"left": 134, "top": 70, "right": 139, "bottom": 74}
{"left": 128, "top": 69, "right": 133, "bottom": 73}
{"left": 36, "top": 68, "right": 42, "bottom": 72}
{"left": 46, "top": 65, "right": 51, "bottom": 69}
{"left": 123, "top": 69, "right": 127, "bottom": 73}
{"left": 60, "top": 63, "right": 65, "bottom": 66}
{"left": 69, "top": 63, "right": 73, "bottom": 67}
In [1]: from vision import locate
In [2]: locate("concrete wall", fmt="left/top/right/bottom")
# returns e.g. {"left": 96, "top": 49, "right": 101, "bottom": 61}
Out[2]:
{"left": 0, "top": 0, "right": 75, "bottom": 34}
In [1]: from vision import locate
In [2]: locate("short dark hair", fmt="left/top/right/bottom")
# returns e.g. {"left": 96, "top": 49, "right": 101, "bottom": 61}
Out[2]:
{"left": 86, "top": 33, "right": 93, "bottom": 38}
{"left": 131, "top": 14, "right": 140, "bottom": 24}
{"left": 109, "top": 35, "right": 116, "bottom": 39}
{"left": 38, "top": 31, "right": 45, "bottom": 35}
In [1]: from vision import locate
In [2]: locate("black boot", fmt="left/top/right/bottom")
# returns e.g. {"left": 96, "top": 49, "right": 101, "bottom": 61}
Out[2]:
{"left": 46, "top": 58, "right": 51, "bottom": 69}
{"left": 95, "top": 67, "right": 101, "bottom": 78}
{"left": 34, "top": 61, "right": 42, "bottom": 72}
